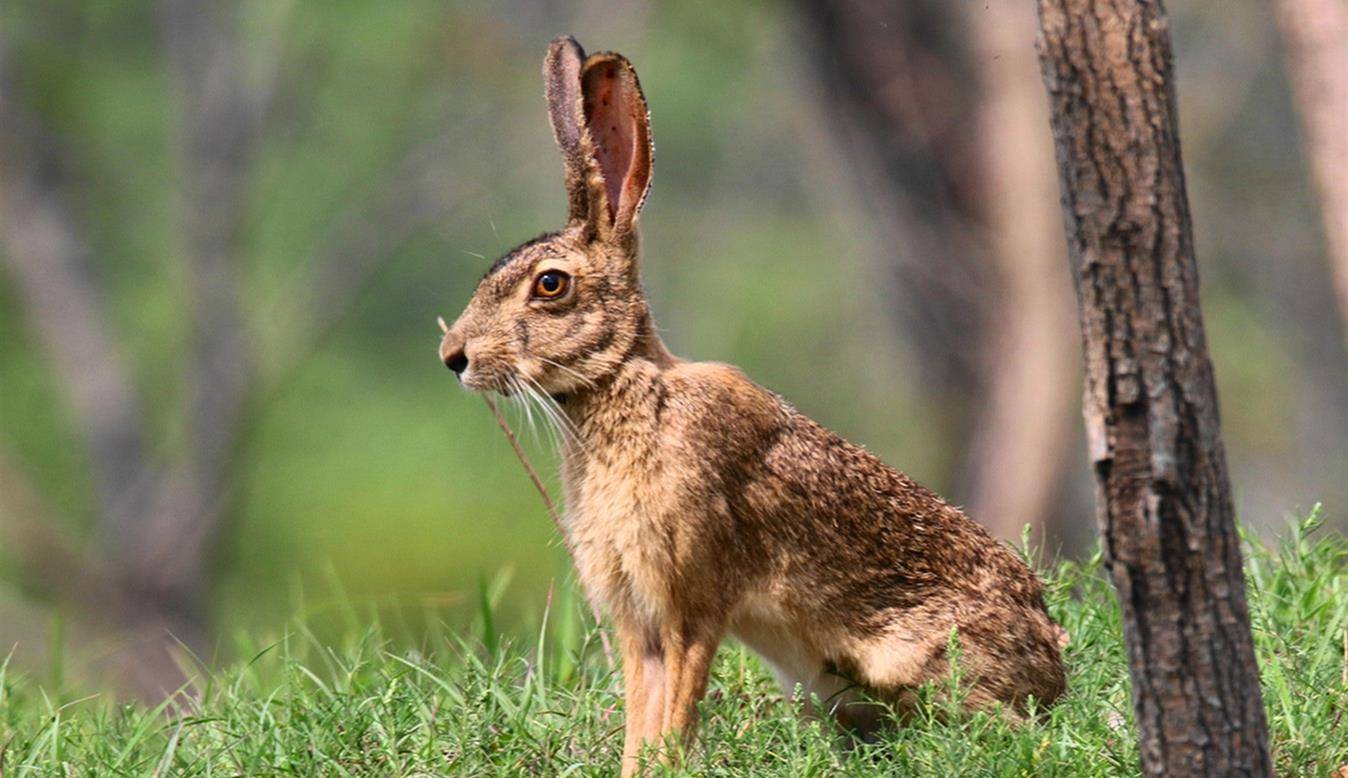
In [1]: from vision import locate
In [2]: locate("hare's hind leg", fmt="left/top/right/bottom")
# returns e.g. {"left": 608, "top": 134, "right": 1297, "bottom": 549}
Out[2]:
{"left": 732, "top": 620, "right": 889, "bottom": 738}
{"left": 954, "top": 607, "right": 1067, "bottom": 716}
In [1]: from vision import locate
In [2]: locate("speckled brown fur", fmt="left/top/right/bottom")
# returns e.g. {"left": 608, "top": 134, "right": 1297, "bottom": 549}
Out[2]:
{"left": 440, "top": 36, "right": 1066, "bottom": 775}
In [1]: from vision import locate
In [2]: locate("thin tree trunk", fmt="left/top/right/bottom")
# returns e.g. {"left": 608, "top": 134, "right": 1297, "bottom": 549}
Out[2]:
{"left": 800, "top": 0, "right": 1094, "bottom": 542}
{"left": 1273, "top": 0, "right": 1348, "bottom": 343}
{"left": 800, "top": 0, "right": 989, "bottom": 405}
{"left": 962, "top": 0, "right": 1079, "bottom": 542}
{"left": 1036, "top": 1, "right": 1273, "bottom": 775}
{"left": 0, "top": 40, "right": 158, "bottom": 550}
{"left": 137, "top": 0, "right": 259, "bottom": 601}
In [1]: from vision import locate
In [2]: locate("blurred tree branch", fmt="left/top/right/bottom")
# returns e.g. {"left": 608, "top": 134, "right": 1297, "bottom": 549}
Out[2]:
{"left": 0, "top": 1, "right": 264, "bottom": 694}
{"left": 0, "top": 40, "right": 158, "bottom": 547}
{"left": 0, "top": 2, "right": 462, "bottom": 697}
{"left": 262, "top": 130, "right": 478, "bottom": 391}
{"left": 122, "top": 0, "right": 266, "bottom": 623}
{"left": 1274, "top": 0, "right": 1348, "bottom": 343}
{"left": 798, "top": 0, "right": 1083, "bottom": 540}
{"left": 960, "top": 0, "right": 1079, "bottom": 542}
{"left": 0, "top": 41, "right": 203, "bottom": 696}
{"left": 800, "top": 0, "right": 988, "bottom": 399}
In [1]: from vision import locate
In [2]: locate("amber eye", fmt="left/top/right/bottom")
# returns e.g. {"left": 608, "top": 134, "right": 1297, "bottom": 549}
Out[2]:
{"left": 533, "top": 270, "right": 570, "bottom": 299}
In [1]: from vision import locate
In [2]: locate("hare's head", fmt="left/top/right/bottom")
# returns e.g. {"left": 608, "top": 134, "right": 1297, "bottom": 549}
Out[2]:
{"left": 439, "top": 36, "right": 655, "bottom": 396}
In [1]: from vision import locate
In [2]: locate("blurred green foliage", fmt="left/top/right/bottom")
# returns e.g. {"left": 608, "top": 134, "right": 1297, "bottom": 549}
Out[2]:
{"left": 1, "top": 0, "right": 1345, "bottom": 683}
{"left": 0, "top": 0, "right": 936, "bottom": 660}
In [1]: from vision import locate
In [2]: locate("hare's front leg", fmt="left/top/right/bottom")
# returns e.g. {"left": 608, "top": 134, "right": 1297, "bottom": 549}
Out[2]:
{"left": 618, "top": 621, "right": 721, "bottom": 776}
{"left": 656, "top": 625, "right": 721, "bottom": 737}
{"left": 619, "top": 626, "right": 661, "bottom": 776}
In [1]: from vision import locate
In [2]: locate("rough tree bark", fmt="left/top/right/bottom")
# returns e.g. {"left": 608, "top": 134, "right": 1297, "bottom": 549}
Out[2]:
{"left": 1036, "top": 1, "right": 1273, "bottom": 775}
{"left": 1273, "top": 0, "right": 1348, "bottom": 343}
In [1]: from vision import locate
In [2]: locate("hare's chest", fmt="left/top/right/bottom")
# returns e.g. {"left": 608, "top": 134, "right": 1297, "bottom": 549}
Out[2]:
{"left": 562, "top": 451, "right": 677, "bottom": 623}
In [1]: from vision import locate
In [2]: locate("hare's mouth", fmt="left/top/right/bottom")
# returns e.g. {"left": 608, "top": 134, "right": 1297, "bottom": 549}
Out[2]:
{"left": 454, "top": 357, "right": 523, "bottom": 395}
{"left": 467, "top": 370, "right": 530, "bottom": 399}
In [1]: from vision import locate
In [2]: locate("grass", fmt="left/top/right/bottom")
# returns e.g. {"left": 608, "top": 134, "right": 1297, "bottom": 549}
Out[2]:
{"left": 1, "top": 513, "right": 1344, "bottom": 776}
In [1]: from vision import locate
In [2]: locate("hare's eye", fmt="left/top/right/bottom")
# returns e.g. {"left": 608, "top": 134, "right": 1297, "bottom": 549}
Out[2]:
{"left": 533, "top": 270, "right": 570, "bottom": 299}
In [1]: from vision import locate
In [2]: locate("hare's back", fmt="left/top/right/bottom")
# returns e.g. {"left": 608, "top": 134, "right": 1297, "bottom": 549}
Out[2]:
{"left": 655, "top": 360, "right": 1035, "bottom": 596}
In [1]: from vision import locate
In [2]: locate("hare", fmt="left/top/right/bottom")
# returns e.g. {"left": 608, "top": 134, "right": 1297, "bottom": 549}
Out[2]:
{"left": 439, "top": 36, "right": 1066, "bottom": 775}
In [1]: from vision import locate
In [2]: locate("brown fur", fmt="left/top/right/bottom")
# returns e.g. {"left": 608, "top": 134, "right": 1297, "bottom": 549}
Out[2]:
{"left": 440, "top": 36, "right": 1066, "bottom": 776}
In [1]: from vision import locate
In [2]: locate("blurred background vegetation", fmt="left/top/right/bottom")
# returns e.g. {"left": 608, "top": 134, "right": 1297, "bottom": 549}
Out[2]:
{"left": 2, "top": 0, "right": 1345, "bottom": 698}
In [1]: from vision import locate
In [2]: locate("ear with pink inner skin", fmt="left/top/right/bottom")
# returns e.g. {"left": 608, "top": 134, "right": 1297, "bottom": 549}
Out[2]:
{"left": 580, "top": 52, "right": 653, "bottom": 239}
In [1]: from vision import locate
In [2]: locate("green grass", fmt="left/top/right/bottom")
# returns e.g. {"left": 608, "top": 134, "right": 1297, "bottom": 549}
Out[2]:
{"left": 2, "top": 513, "right": 1345, "bottom": 776}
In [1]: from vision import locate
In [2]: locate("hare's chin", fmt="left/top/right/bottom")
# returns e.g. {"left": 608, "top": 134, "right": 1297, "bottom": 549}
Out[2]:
{"left": 456, "top": 371, "right": 493, "bottom": 394}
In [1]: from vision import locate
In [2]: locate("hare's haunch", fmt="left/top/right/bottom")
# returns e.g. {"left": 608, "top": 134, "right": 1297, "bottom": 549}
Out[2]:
{"left": 439, "top": 36, "right": 1066, "bottom": 776}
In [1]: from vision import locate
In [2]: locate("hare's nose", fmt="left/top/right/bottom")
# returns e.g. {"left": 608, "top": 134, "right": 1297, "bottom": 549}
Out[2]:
{"left": 443, "top": 347, "right": 468, "bottom": 375}
{"left": 439, "top": 331, "right": 469, "bottom": 375}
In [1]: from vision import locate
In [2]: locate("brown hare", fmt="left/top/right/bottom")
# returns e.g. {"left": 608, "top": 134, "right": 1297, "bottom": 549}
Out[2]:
{"left": 439, "top": 36, "right": 1066, "bottom": 775}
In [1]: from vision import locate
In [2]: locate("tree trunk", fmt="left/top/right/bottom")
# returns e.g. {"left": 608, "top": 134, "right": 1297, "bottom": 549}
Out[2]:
{"left": 962, "top": 0, "right": 1079, "bottom": 543}
{"left": 1273, "top": 0, "right": 1348, "bottom": 344}
{"left": 1035, "top": 1, "right": 1273, "bottom": 775}
{"left": 800, "top": 0, "right": 989, "bottom": 407}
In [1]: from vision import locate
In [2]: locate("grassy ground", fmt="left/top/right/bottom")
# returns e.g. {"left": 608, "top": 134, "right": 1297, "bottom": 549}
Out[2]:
{"left": 2, "top": 513, "right": 1344, "bottom": 776}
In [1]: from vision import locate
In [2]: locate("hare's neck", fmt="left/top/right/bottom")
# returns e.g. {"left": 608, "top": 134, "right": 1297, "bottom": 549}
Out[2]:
{"left": 559, "top": 317, "right": 675, "bottom": 461}
{"left": 628, "top": 307, "right": 676, "bottom": 369}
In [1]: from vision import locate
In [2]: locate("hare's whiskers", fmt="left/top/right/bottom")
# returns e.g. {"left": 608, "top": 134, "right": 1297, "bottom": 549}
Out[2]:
{"left": 542, "top": 390, "right": 581, "bottom": 446}
{"left": 537, "top": 356, "right": 596, "bottom": 389}
{"left": 519, "top": 380, "right": 558, "bottom": 450}
{"left": 511, "top": 374, "right": 550, "bottom": 448}
{"left": 522, "top": 373, "right": 580, "bottom": 445}
{"left": 478, "top": 391, "right": 613, "bottom": 668}
{"left": 524, "top": 386, "right": 548, "bottom": 448}
{"left": 508, "top": 376, "right": 542, "bottom": 446}
{"left": 521, "top": 375, "right": 572, "bottom": 451}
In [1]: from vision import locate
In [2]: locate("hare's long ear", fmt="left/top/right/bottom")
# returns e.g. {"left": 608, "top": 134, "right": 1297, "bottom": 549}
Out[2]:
{"left": 580, "top": 52, "right": 653, "bottom": 240}
{"left": 544, "top": 36, "right": 597, "bottom": 224}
